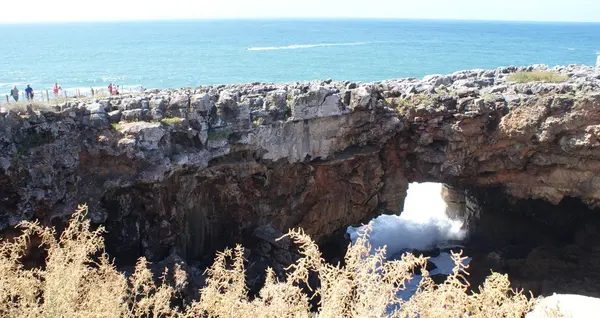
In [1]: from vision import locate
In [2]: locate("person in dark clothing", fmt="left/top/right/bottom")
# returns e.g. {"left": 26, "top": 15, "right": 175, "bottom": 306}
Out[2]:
{"left": 10, "top": 85, "right": 19, "bottom": 102}
{"left": 25, "top": 85, "right": 34, "bottom": 101}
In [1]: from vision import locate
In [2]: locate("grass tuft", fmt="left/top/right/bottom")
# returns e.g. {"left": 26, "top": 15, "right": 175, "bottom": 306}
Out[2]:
{"left": 507, "top": 71, "right": 569, "bottom": 83}
{"left": 252, "top": 118, "right": 264, "bottom": 128}
{"left": 161, "top": 117, "right": 184, "bottom": 125}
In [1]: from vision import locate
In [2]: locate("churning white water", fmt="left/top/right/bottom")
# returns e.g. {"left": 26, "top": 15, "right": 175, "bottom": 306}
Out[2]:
{"left": 346, "top": 182, "right": 470, "bottom": 302}
{"left": 346, "top": 182, "right": 466, "bottom": 257}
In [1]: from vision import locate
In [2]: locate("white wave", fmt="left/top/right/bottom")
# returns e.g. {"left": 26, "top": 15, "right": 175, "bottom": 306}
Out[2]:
{"left": 567, "top": 48, "right": 576, "bottom": 51}
{"left": 100, "top": 76, "right": 129, "bottom": 82}
{"left": 61, "top": 84, "right": 143, "bottom": 93}
{"left": 347, "top": 182, "right": 466, "bottom": 258}
{"left": 247, "top": 42, "right": 369, "bottom": 51}
{"left": 346, "top": 182, "right": 469, "bottom": 306}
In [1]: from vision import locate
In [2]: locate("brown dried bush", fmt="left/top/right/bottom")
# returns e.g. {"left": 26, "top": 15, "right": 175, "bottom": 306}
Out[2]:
{"left": 0, "top": 205, "right": 537, "bottom": 317}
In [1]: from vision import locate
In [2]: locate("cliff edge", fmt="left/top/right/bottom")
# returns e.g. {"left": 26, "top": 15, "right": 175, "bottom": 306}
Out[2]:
{"left": 1, "top": 64, "right": 600, "bottom": 262}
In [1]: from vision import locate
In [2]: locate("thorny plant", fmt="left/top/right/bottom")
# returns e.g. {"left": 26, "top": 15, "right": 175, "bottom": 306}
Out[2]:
{"left": 0, "top": 204, "right": 538, "bottom": 317}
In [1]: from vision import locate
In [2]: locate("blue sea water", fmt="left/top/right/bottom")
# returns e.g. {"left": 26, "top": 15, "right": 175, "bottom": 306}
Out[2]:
{"left": 0, "top": 19, "right": 599, "bottom": 93}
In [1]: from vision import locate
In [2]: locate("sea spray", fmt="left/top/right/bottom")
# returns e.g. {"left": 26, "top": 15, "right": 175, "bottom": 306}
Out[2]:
{"left": 347, "top": 182, "right": 470, "bottom": 302}
{"left": 347, "top": 182, "right": 466, "bottom": 257}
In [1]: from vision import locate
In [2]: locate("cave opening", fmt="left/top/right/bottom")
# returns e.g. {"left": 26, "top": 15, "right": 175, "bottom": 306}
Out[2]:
{"left": 464, "top": 187, "right": 600, "bottom": 297}
{"left": 340, "top": 181, "right": 600, "bottom": 298}
{"left": 347, "top": 182, "right": 467, "bottom": 258}
{"left": 343, "top": 182, "right": 470, "bottom": 299}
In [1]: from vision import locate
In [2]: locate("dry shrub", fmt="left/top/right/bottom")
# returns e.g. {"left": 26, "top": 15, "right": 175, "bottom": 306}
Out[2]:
{"left": 2, "top": 101, "right": 54, "bottom": 113}
{"left": 0, "top": 205, "right": 537, "bottom": 317}
{"left": 506, "top": 71, "right": 569, "bottom": 83}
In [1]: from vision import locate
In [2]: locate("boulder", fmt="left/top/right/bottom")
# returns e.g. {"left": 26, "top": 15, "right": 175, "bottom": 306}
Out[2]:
{"left": 107, "top": 110, "right": 122, "bottom": 123}
{"left": 290, "top": 85, "right": 343, "bottom": 120}
{"left": 121, "top": 109, "right": 142, "bottom": 122}
{"left": 350, "top": 86, "right": 376, "bottom": 110}
{"left": 86, "top": 103, "right": 105, "bottom": 114}
{"left": 191, "top": 93, "right": 213, "bottom": 112}
{"left": 265, "top": 89, "right": 288, "bottom": 111}
{"left": 253, "top": 225, "right": 290, "bottom": 250}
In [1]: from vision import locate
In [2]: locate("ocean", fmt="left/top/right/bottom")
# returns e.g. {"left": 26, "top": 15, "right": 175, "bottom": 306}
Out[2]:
{"left": 0, "top": 19, "right": 599, "bottom": 94}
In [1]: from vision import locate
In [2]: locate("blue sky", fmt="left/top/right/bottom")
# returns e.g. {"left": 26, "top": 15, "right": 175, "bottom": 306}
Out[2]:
{"left": 2, "top": 0, "right": 600, "bottom": 23}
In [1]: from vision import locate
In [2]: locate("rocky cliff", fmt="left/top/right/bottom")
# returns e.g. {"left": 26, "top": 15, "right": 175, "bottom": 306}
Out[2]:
{"left": 1, "top": 64, "right": 600, "bottom": 264}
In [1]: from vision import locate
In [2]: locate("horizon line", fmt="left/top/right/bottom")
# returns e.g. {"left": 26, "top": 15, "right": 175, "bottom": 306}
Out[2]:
{"left": 2, "top": 16, "right": 600, "bottom": 25}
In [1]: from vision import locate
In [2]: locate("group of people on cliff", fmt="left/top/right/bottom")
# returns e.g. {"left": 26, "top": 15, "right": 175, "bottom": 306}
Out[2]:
{"left": 8, "top": 82, "right": 146, "bottom": 103}
{"left": 7, "top": 82, "right": 96, "bottom": 102}
{"left": 108, "top": 83, "right": 120, "bottom": 95}
{"left": 8, "top": 83, "right": 63, "bottom": 102}
{"left": 9, "top": 85, "right": 34, "bottom": 102}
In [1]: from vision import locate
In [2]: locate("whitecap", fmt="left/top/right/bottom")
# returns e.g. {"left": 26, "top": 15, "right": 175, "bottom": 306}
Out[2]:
{"left": 247, "top": 42, "right": 370, "bottom": 51}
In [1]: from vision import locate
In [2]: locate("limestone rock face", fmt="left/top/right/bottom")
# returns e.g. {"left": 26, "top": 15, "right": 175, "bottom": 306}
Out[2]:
{"left": 290, "top": 84, "right": 345, "bottom": 120}
{"left": 2, "top": 64, "right": 600, "bottom": 263}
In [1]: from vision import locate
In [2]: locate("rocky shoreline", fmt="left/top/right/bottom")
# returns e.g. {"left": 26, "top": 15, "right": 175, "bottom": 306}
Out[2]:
{"left": 2, "top": 64, "right": 600, "bottom": 296}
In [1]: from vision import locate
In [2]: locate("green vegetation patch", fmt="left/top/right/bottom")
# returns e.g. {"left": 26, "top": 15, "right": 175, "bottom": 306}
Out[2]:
{"left": 252, "top": 118, "right": 265, "bottom": 128}
{"left": 111, "top": 123, "right": 122, "bottom": 130}
{"left": 482, "top": 93, "right": 500, "bottom": 102}
{"left": 160, "top": 117, "right": 184, "bottom": 125}
{"left": 507, "top": 71, "right": 569, "bottom": 83}
{"left": 387, "top": 94, "right": 437, "bottom": 115}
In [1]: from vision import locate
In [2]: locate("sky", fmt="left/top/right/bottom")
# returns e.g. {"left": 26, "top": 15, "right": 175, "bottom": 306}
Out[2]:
{"left": 1, "top": 0, "right": 600, "bottom": 23}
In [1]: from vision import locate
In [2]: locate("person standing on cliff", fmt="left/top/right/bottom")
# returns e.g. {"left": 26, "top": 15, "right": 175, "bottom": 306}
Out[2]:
{"left": 53, "top": 83, "right": 59, "bottom": 97}
{"left": 25, "top": 85, "right": 34, "bottom": 101}
{"left": 10, "top": 85, "right": 19, "bottom": 102}
{"left": 108, "top": 83, "right": 113, "bottom": 95}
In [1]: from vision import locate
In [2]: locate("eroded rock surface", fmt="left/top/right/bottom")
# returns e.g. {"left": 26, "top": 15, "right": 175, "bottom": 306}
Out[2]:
{"left": 2, "top": 64, "right": 600, "bottom": 263}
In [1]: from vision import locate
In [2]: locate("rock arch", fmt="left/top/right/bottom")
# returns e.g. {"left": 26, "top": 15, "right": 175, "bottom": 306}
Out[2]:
{"left": 2, "top": 64, "right": 600, "bottom": 266}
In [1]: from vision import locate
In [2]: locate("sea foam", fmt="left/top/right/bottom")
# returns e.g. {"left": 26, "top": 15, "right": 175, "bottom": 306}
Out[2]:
{"left": 347, "top": 182, "right": 466, "bottom": 258}
{"left": 346, "top": 182, "right": 470, "bottom": 304}
{"left": 247, "top": 42, "right": 369, "bottom": 51}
